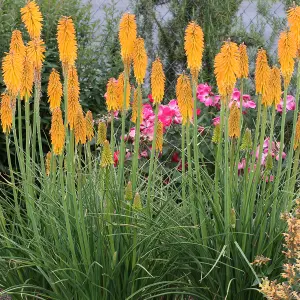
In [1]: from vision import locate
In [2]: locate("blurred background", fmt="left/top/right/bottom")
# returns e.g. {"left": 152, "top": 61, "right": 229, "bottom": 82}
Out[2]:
{"left": 0, "top": 0, "right": 296, "bottom": 169}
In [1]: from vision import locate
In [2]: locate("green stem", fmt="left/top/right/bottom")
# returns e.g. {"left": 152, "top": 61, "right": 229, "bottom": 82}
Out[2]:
{"left": 110, "top": 111, "right": 114, "bottom": 153}
{"left": 181, "top": 125, "right": 186, "bottom": 206}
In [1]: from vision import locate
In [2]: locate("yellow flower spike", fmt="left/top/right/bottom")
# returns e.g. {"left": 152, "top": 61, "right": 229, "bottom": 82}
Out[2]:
{"left": 238, "top": 43, "right": 249, "bottom": 79}
{"left": 155, "top": 120, "right": 163, "bottom": 153}
{"left": 124, "top": 181, "right": 133, "bottom": 201}
{"left": 133, "top": 192, "right": 142, "bottom": 210}
{"left": 176, "top": 73, "right": 193, "bottom": 125}
{"left": 261, "top": 66, "right": 271, "bottom": 107}
{"left": 74, "top": 107, "right": 87, "bottom": 145}
{"left": 106, "top": 78, "right": 119, "bottom": 112}
{"left": 184, "top": 21, "right": 204, "bottom": 81}
{"left": 228, "top": 102, "right": 241, "bottom": 138}
{"left": 214, "top": 41, "right": 240, "bottom": 97}
{"left": 85, "top": 110, "right": 94, "bottom": 142}
{"left": 20, "top": 1, "right": 43, "bottom": 39}
{"left": 278, "top": 30, "right": 297, "bottom": 88}
{"left": 131, "top": 87, "right": 143, "bottom": 124}
{"left": 50, "top": 107, "right": 65, "bottom": 155}
{"left": 240, "top": 128, "right": 253, "bottom": 151}
{"left": 9, "top": 30, "right": 26, "bottom": 60}
{"left": 2, "top": 51, "right": 23, "bottom": 96}
{"left": 117, "top": 72, "right": 130, "bottom": 111}
{"left": 48, "top": 69, "right": 63, "bottom": 111}
{"left": 287, "top": 5, "right": 300, "bottom": 56}
{"left": 20, "top": 47, "right": 34, "bottom": 101}
{"left": 0, "top": 94, "right": 13, "bottom": 134}
{"left": 45, "top": 152, "right": 51, "bottom": 176}
{"left": 57, "top": 16, "right": 78, "bottom": 70}
{"left": 269, "top": 67, "right": 282, "bottom": 106}
{"left": 100, "top": 140, "right": 114, "bottom": 168}
{"left": 212, "top": 124, "right": 221, "bottom": 144}
{"left": 67, "top": 65, "right": 80, "bottom": 129}
{"left": 97, "top": 121, "right": 107, "bottom": 146}
{"left": 151, "top": 58, "right": 165, "bottom": 105}
{"left": 119, "top": 13, "right": 137, "bottom": 70}
{"left": 255, "top": 49, "right": 270, "bottom": 95}
{"left": 133, "top": 37, "right": 148, "bottom": 85}
{"left": 294, "top": 114, "right": 300, "bottom": 150}
{"left": 27, "top": 38, "right": 46, "bottom": 73}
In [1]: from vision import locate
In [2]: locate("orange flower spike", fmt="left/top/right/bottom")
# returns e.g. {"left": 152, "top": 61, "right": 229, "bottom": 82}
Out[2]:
{"left": 133, "top": 37, "right": 148, "bottom": 85}
{"left": 119, "top": 13, "right": 137, "bottom": 70}
{"left": 9, "top": 30, "right": 26, "bottom": 60}
{"left": 176, "top": 74, "right": 193, "bottom": 125}
{"left": 255, "top": 49, "right": 270, "bottom": 95}
{"left": 2, "top": 51, "right": 23, "bottom": 96}
{"left": 117, "top": 72, "right": 130, "bottom": 111}
{"left": 238, "top": 43, "right": 249, "bottom": 79}
{"left": 278, "top": 30, "right": 297, "bottom": 88}
{"left": 151, "top": 58, "right": 165, "bottom": 105}
{"left": 287, "top": 5, "right": 300, "bottom": 56}
{"left": 45, "top": 151, "right": 51, "bottom": 176}
{"left": 67, "top": 65, "right": 80, "bottom": 129}
{"left": 20, "top": 47, "right": 34, "bottom": 101}
{"left": 48, "top": 69, "right": 63, "bottom": 111}
{"left": 57, "top": 16, "right": 78, "bottom": 69}
{"left": 269, "top": 67, "right": 282, "bottom": 106}
{"left": 0, "top": 94, "right": 13, "bottom": 134}
{"left": 131, "top": 87, "right": 142, "bottom": 124}
{"left": 214, "top": 41, "right": 240, "bottom": 97}
{"left": 228, "top": 102, "right": 241, "bottom": 138}
{"left": 106, "top": 78, "right": 119, "bottom": 112}
{"left": 20, "top": 1, "right": 43, "bottom": 39}
{"left": 74, "top": 107, "right": 87, "bottom": 145}
{"left": 184, "top": 21, "right": 204, "bottom": 81}
{"left": 85, "top": 110, "right": 94, "bottom": 141}
{"left": 155, "top": 120, "right": 164, "bottom": 153}
{"left": 27, "top": 38, "right": 46, "bottom": 72}
{"left": 50, "top": 107, "right": 65, "bottom": 155}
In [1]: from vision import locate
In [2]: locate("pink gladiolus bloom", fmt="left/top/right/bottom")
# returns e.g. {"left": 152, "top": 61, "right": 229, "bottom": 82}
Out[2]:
{"left": 277, "top": 95, "right": 295, "bottom": 113}
{"left": 212, "top": 116, "right": 220, "bottom": 126}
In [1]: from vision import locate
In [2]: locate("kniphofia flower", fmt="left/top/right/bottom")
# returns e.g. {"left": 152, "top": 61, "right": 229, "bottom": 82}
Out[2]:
{"left": 241, "top": 128, "right": 252, "bottom": 151}
{"left": 151, "top": 58, "right": 165, "bottom": 104}
{"left": 0, "top": 94, "right": 13, "bottom": 134}
{"left": 184, "top": 21, "right": 204, "bottom": 81}
{"left": 117, "top": 72, "right": 130, "bottom": 111}
{"left": 20, "top": 47, "right": 34, "bottom": 101}
{"left": 294, "top": 114, "right": 300, "bottom": 150}
{"left": 287, "top": 5, "right": 300, "bottom": 56}
{"left": 106, "top": 78, "right": 119, "bottom": 112}
{"left": 20, "top": 1, "right": 43, "bottom": 39}
{"left": 133, "top": 37, "right": 147, "bottom": 85}
{"left": 100, "top": 140, "right": 114, "bottom": 168}
{"left": 214, "top": 41, "right": 240, "bottom": 97}
{"left": 97, "top": 121, "right": 107, "bottom": 146}
{"left": 50, "top": 107, "right": 65, "bottom": 155}
{"left": 255, "top": 49, "right": 270, "bottom": 95}
{"left": 131, "top": 87, "right": 143, "bottom": 123}
{"left": 155, "top": 120, "right": 163, "bottom": 153}
{"left": 2, "top": 51, "right": 23, "bottom": 96}
{"left": 133, "top": 192, "right": 142, "bottom": 210}
{"left": 45, "top": 152, "right": 51, "bottom": 176}
{"left": 176, "top": 74, "right": 193, "bottom": 125}
{"left": 67, "top": 65, "right": 80, "bottom": 129}
{"left": 228, "top": 101, "right": 240, "bottom": 138}
{"left": 85, "top": 110, "right": 94, "bottom": 141}
{"left": 48, "top": 69, "right": 63, "bottom": 110}
{"left": 27, "top": 38, "right": 46, "bottom": 72}
{"left": 278, "top": 30, "right": 297, "bottom": 88}
{"left": 238, "top": 43, "right": 249, "bottom": 79}
{"left": 212, "top": 124, "right": 221, "bottom": 144}
{"left": 74, "top": 107, "right": 87, "bottom": 145}
{"left": 269, "top": 67, "right": 281, "bottom": 106}
{"left": 57, "top": 16, "right": 78, "bottom": 69}
{"left": 119, "top": 13, "right": 137, "bottom": 70}
{"left": 9, "top": 30, "right": 26, "bottom": 60}
{"left": 125, "top": 181, "right": 133, "bottom": 201}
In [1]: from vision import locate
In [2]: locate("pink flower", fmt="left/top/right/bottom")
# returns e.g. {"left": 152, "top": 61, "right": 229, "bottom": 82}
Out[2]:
{"left": 198, "top": 126, "right": 205, "bottom": 135}
{"left": 140, "top": 150, "right": 148, "bottom": 158}
{"left": 143, "top": 103, "right": 155, "bottom": 121}
{"left": 212, "top": 116, "right": 220, "bottom": 126}
{"left": 148, "top": 94, "right": 154, "bottom": 103}
{"left": 256, "top": 138, "right": 286, "bottom": 165}
{"left": 172, "top": 152, "right": 180, "bottom": 163}
{"left": 277, "top": 95, "right": 295, "bottom": 113}
{"left": 229, "top": 89, "right": 256, "bottom": 109}
{"left": 158, "top": 105, "right": 175, "bottom": 127}
{"left": 197, "top": 83, "right": 216, "bottom": 107}
{"left": 197, "top": 108, "right": 201, "bottom": 116}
